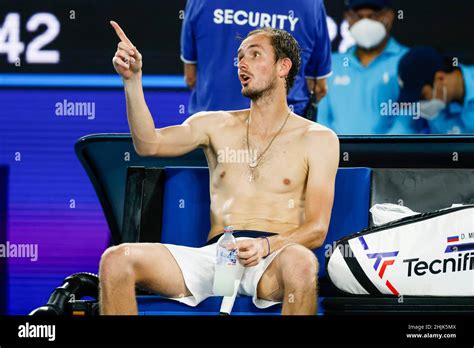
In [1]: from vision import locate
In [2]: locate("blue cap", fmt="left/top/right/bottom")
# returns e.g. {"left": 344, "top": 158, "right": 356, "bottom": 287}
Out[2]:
{"left": 345, "top": 0, "right": 392, "bottom": 10}
{"left": 398, "top": 47, "right": 445, "bottom": 103}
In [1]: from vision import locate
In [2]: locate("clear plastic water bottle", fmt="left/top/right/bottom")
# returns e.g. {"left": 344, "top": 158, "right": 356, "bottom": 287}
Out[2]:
{"left": 213, "top": 226, "right": 238, "bottom": 296}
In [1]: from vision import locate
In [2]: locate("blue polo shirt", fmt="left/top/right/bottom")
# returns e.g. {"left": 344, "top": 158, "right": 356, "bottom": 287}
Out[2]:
{"left": 318, "top": 38, "right": 426, "bottom": 134}
{"left": 427, "top": 65, "right": 474, "bottom": 134}
{"left": 181, "top": 0, "right": 332, "bottom": 115}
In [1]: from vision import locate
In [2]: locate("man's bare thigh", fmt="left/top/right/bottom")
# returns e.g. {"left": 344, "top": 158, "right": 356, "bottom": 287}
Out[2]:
{"left": 130, "top": 243, "right": 191, "bottom": 298}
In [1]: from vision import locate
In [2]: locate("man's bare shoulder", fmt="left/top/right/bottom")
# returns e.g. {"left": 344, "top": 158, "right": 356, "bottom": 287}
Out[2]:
{"left": 185, "top": 109, "right": 249, "bottom": 127}
{"left": 300, "top": 121, "right": 340, "bottom": 162}
{"left": 301, "top": 121, "right": 339, "bottom": 146}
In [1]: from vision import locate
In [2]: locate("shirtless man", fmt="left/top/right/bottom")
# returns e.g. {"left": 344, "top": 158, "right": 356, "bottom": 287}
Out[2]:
{"left": 99, "top": 21, "right": 339, "bottom": 315}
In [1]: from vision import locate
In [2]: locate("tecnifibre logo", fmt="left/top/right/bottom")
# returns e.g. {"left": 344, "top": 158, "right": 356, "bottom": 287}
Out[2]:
{"left": 403, "top": 236, "right": 474, "bottom": 277}
{"left": 358, "top": 236, "right": 399, "bottom": 295}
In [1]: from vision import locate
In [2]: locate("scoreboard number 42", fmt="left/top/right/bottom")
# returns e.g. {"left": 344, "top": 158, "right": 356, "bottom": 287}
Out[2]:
{"left": 0, "top": 12, "right": 60, "bottom": 64}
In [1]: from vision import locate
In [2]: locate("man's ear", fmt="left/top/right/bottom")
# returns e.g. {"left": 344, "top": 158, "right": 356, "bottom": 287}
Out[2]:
{"left": 344, "top": 11, "right": 355, "bottom": 27}
{"left": 383, "top": 9, "right": 395, "bottom": 31}
{"left": 279, "top": 57, "right": 292, "bottom": 79}
{"left": 421, "top": 84, "right": 433, "bottom": 100}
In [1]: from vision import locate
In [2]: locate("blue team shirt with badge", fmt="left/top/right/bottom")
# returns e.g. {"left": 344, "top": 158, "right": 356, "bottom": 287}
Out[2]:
{"left": 181, "top": 0, "right": 332, "bottom": 115}
{"left": 427, "top": 65, "right": 474, "bottom": 134}
{"left": 318, "top": 38, "right": 427, "bottom": 134}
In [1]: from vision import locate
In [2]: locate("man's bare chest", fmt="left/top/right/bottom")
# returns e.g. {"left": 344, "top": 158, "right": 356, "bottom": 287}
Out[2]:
{"left": 207, "top": 131, "right": 308, "bottom": 194}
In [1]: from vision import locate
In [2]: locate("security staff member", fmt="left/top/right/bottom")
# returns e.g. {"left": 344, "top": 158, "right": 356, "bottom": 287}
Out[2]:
{"left": 318, "top": 0, "right": 426, "bottom": 134}
{"left": 180, "top": 0, "right": 332, "bottom": 116}
{"left": 398, "top": 46, "right": 474, "bottom": 134}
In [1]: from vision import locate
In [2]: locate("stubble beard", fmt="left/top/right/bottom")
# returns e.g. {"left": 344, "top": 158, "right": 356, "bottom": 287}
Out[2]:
{"left": 242, "top": 77, "right": 277, "bottom": 101}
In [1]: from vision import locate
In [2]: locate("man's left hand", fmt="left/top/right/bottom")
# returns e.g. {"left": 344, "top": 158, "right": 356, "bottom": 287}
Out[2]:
{"left": 228, "top": 239, "right": 268, "bottom": 267}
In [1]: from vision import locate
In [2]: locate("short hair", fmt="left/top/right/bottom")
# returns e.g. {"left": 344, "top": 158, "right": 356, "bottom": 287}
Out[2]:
{"left": 245, "top": 27, "right": 301, "bottom": 95}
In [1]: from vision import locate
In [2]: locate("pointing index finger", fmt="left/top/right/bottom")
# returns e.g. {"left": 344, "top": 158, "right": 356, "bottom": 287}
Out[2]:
{"left": 110, "top": 20, "right": 134, "bottom": 47}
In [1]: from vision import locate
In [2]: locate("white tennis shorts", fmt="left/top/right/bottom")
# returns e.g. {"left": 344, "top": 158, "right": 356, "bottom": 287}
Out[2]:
{"left": 162, "top": 237, "right": 295, "bottom": 309}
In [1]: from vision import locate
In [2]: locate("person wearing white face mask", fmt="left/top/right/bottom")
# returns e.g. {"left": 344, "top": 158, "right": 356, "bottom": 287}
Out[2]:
{"left": 318, "top": 0, "right": 427, "bottom": 135}
{"left": 398, "top": 46, "right": 474, "bottom": 134}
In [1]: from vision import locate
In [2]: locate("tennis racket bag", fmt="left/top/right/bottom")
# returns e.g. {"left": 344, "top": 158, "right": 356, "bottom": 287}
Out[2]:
{"left": 327, "top": 205, "right": 474, "bottom": 296}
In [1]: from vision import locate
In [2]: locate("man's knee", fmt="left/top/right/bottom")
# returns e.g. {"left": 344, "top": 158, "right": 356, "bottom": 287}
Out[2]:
{"left": 99, "top": 243, "right": 140, "bottom": 282}
{"left": 279, "top": 244, "right": 318, "bottom": 288}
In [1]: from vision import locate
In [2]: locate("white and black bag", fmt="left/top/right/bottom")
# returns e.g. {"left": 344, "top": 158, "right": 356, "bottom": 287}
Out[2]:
{"left": 327, "top": 205, "right": 474, "bottom": 296}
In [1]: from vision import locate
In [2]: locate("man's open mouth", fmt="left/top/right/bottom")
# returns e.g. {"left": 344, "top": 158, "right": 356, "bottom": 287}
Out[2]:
{"left": 239, "top": 73, "right": 252, "bottom": 85}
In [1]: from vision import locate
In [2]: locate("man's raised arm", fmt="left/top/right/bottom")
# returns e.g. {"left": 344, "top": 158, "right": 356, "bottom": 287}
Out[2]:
{"left": 110, "top": 21, "right": 209, "bottom": 157}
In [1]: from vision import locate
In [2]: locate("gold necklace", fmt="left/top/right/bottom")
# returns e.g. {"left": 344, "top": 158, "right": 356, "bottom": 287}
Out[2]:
{"left": 246, "top": 110, "right": 291, "bottom": 182}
